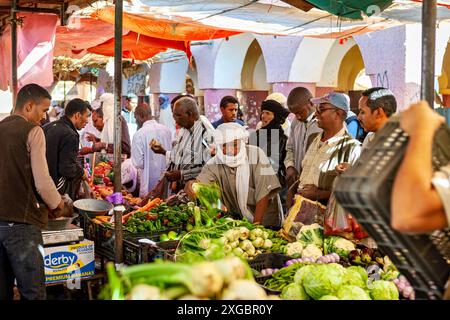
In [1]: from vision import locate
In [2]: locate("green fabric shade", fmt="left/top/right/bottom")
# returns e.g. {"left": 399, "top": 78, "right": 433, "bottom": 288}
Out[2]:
{"left": 305, "top": 0, "right": 394, "bottom": 19}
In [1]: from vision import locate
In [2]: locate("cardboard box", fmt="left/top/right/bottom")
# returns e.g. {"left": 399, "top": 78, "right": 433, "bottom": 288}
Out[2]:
{"left": 44, "top": 240, "right": 95, "bottom": 284}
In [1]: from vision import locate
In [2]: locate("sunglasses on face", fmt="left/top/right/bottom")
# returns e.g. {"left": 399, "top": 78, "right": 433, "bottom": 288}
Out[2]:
{"left": 315, "top": 106, "right": 337, "bottom": 114}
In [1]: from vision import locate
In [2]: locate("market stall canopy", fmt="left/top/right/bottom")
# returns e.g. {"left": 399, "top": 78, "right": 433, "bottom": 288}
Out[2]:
{"left": 299, "top": 0, "right": 394, "bottom": 19}
{"left": 55, "top": 17, "right": 119, "bottom": 58}
{"left": 87, "top": 31, "right": 191, "bottom": 61}
{"left": 92, "top": 5, "right": 242, "bottom": 41}
{"left": 107, "top": 0, "right": 450, "bottom": 37}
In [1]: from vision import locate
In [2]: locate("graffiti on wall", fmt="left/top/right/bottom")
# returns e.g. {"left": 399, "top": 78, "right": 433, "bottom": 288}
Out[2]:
{"left": 376, "top": 70, "right": 390, "bottom": 88}
{"left": 126, "top": 72, "right": 147, "bottom": 96}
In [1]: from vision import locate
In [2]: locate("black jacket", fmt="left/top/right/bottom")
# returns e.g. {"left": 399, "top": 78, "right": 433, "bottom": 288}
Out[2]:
{"left": 44, "top": 116, "right": 84, "bottom": 198}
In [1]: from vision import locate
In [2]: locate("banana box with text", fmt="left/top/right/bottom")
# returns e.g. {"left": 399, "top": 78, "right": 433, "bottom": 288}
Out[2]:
{"left": 44, "top": 240, "right": 95, "bottom": 284}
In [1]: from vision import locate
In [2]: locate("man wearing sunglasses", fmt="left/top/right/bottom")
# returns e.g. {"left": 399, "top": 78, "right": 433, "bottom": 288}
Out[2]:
{"left": 296, "top": 92, "right": 362, "bottom": 205}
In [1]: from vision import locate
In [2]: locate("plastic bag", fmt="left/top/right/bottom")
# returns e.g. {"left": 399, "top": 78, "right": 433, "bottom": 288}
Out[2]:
{"left": 324, "top": 192, "right": 368, "bottom": 239}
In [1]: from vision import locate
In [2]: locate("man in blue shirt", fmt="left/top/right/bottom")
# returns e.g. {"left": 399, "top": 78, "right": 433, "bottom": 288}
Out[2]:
{"left": 212, "top": 96, "right": 246, "bottom": 128}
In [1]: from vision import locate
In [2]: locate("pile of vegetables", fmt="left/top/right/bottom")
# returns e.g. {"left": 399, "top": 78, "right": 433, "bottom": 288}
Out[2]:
{"left": 101, "top": 256, "right": 280, "bottom": 300}
{"left": 122, "top": 201, "right": 197, "bottom": 234}
{"left": 276, "top": 263, "right": 401, "bottom": 300}
{"left": 281, "top": 224, "right": 356, "bottom": 261}
{"left": 175, "top": 217, "right": 287, "bottom": 262}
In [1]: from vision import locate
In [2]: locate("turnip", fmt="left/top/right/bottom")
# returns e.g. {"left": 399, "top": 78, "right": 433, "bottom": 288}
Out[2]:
{"left": 239, "top": 240, "right": 253, "bottom": 251}
{"left": 238, "top": 227, "right": 250, "bottom": 240}
{"left": 252, "top": 237, "right": 264, "bottom": 248}
{"left": 233, "top": 247, "right": 244, "bottom": 256}
{"left": 249, "top": 228, "right": 263, "bottom": 240}
{"left": 223, "top": 245, "right": 232, "bottom": 253}
{"left": 229, "top": 240, "right": 240, "bottom": 249}
{"left": 262, "top": 231, "right": 269, "bottom": 239}
{"left": 246, "top": 245, "right": 256, "bottom": 257}
{"left": 262, "top": 239, "right": 273, "bottom": 249}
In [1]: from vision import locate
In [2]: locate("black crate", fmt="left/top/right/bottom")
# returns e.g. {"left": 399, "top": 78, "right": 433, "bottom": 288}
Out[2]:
{"left": 334, "top": 117, "right": 450, "bottom": 300}
{"left": 80, "top": 215, "right": 182, "bottom": 264}
{"left": 249, "top": 253, "right": 291, "bottom": 271}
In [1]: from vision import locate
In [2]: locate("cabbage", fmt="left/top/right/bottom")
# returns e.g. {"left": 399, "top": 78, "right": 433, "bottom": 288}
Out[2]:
{"left": 343, "top": 266, "right": 367, "bottom": 288}
{"left": 294, "top": 265, "right": 315, "bottom": 285}
{"left": 280, "top": 283, "right": 310, "bottom": 300}
{"left": 346, "top": 266, "right": 368, "bottom": 283}
{"left": 324, "top": 236, "right": 356, "bottom": 257}
{"left": 369, "top": 280, "right": 399, "bottom": 300}
{"left": 319, "top": 295, "right": 339, "bottom": 300}
{"left": 302, "top": 264, "right": 344, "bottom": 299}
{"left": 337, "top": 285, "right": 371, "bottom": 300}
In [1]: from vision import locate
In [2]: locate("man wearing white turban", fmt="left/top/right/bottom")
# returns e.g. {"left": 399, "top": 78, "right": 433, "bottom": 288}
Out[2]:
{"left": 185, "top": 122, "right": 283, "bottom": 228}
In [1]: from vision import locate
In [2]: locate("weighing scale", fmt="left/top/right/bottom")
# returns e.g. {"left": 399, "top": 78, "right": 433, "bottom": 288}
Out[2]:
{"left": 42, "top": 224, "right": 84, "bottom": 246}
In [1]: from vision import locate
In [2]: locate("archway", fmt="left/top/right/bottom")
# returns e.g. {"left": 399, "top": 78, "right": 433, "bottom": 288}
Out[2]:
{"left": 237, "top": 38, "right": 270, "bottom": 128}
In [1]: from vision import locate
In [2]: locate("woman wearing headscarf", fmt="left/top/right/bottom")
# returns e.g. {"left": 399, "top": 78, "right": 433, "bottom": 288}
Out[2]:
{"left": 185, "top": 123, "right": 283, "bottom": 229}
{"left": 249, "top": 99, "right": 290, "bottom": 187}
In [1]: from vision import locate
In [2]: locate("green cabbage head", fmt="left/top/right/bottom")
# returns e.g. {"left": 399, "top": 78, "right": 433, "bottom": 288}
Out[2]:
{"left": 280, "top": 283, "right": 310, "bottom": 300}
{"left": 337, "top": 285, "right": 371, "bottom": 300}
{"left": 369, "top": 280, "right": 399, "bottom": 300}
{"left": 302, "top": 264, "right": 344, "bottom": 300}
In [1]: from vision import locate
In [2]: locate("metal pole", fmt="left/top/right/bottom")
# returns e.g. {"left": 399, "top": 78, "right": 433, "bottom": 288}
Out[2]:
{"left": 114, "top": 0, "right": 123, "bottom": 193}
{"left": 114, "top": 0, "right": 123, "bottom": 265}
{"left": 114, "top": 208, "right": 124, "bottom": 265}
{"left": 421, "top": 0, "right": 437, "bottom": 107}
{"left": 11, "top": 0, "right": 18, "bottom": 111}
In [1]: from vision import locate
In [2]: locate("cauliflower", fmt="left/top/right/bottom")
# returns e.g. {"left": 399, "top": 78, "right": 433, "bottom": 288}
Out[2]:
{"left": 324, "top": 236, "right": 356, "bottom": 257}
{"left": 301, "top": 244, "right": 323, "bottom": 261}
{"left": 297, "top": 223, "right": 324, "bottom": 248}
{"left": 285, "top": 242, "right": 304, "bottom": 256}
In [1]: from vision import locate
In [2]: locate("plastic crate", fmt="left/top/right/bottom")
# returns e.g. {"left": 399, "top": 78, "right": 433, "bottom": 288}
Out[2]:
{"left": 334, "top": 116, "right": 450, "bottom": 300}
{"left": 80, "top": 215, "right": 182, "bottom": 263}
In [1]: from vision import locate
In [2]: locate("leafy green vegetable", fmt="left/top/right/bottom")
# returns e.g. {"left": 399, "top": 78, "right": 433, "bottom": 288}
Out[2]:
{"left": 296, "top": 223, "right": 324, "bottom": 248}
{"left": 343, "top": 266, "right": 367, "bottom": 288}
{"left": 280, "top": 283, "right": 310, "bottom": 300}
{"left": 324, "top": 236, "right": 356, "bottom": 258}
{"left": 336, "top": 285, "right": 371, "bottom": 300}
{"left": 294, "top": 265, "right": 315, "bottom": 286}
{"left": 302, "top": 264, "right": 344, "bottom": 299}
{"left": 368, "top": 280, "right": 399, "bottom": 300}
{"left": 319, "top": 295, "right": 339, "bottom": 300}
{"left": 192, "top": 182, "right": 221, "bottom": 216}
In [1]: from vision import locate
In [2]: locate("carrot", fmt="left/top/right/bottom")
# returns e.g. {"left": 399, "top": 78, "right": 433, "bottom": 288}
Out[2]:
{"left": 121, "top": 198, "right": 162, "bottom": 224}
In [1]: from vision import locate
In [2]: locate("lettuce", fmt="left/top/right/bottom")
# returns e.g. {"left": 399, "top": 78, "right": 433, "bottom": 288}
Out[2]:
{"left": 280, "top": 283, "right": 310, "bottom": 300}
{"left": 337, "top": 285, "right": 371, "bottom": 300}
{"left": 369, "top": 280, "right": 399, "bottom": 300}
{"left": 302, "top": 264, "right": 344, "bottom": 299}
